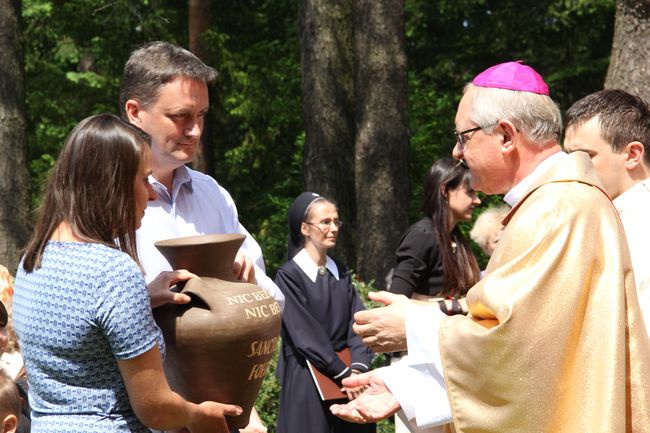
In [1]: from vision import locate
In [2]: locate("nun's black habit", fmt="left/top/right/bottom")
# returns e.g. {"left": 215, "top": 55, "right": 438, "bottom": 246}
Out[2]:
{"left": 275, "top": 192, "right": 375, "bottom": 433}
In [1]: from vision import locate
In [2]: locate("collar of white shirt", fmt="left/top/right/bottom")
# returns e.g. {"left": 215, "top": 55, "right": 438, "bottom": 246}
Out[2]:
{"left": 292, "top": 248, "right": 340, "bottom": 282}
{"left": 503, "top": 151, "right": 567, "bottom": 207}
{"left": 149, "top": 165, "right": 194, "bottom": 204}
{"left": 613, "top": 177, "right": 650, "bottom": 218}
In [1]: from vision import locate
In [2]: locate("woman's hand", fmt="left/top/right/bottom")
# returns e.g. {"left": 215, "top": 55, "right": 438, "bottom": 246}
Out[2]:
{"left": 119, "top": 345, "right": 242, "bottom": 432}
{"left": 186, "top": 401, "right": 243, "bottom": 433}
{"left": 147, "top": 270, "right": 196, "bottom": 308}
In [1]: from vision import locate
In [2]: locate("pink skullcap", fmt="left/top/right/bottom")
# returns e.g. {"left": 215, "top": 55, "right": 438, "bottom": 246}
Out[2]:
{"left": 472, "top": 61, "right": 549, "bottom": 95}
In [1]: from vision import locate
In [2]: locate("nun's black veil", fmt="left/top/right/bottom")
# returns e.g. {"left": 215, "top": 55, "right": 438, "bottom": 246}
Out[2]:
{"left": 287, "top": 192, "right": 324, "bottom": 259}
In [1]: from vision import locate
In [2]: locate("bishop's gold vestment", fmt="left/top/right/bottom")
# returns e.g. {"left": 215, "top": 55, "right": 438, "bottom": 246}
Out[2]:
{"left": 439, "top": 152, "right": 650, "bottom": 433}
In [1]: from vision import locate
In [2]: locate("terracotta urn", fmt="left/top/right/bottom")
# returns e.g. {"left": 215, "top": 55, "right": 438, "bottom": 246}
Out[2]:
{"left": 153, "top": 234, "right": 282, "bottom": 429}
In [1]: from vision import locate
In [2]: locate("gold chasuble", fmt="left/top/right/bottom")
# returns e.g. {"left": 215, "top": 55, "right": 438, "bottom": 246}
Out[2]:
{"left": 439, "top": 152, "right": 650, "bottom": 433}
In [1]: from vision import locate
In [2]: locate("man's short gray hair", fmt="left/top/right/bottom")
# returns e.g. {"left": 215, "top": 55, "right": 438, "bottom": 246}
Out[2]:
{"left": 465, "top": 83, "right": 562, "bottom": 146}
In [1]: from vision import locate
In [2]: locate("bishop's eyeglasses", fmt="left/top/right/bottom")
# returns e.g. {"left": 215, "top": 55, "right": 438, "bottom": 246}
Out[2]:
{"left": 454, "top": 126, "right": 483, "bottom": 153}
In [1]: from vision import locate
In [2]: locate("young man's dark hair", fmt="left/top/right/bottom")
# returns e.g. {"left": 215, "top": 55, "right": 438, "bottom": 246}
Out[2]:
{"left": 565, "top": 89, "right": 650, "bottom": 165}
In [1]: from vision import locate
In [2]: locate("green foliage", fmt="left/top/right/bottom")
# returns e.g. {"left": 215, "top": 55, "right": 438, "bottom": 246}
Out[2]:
{"left": 200, "top": 0, "right": 304, "bottom": 274}
{"left": 353, "top": 276, "right": 390, "bottom": 368}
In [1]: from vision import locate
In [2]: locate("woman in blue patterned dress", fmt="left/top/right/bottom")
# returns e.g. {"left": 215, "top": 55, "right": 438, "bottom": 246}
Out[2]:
{"left": 13, "top": 114, "right": 242, "bottom": 433}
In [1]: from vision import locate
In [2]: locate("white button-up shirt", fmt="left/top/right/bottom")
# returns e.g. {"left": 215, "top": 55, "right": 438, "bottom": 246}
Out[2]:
{"left": 136, "top": 165, "right": 284, "bottom": 308}
{"left": 614, "top": 178, "right": 650, "bottom": 335}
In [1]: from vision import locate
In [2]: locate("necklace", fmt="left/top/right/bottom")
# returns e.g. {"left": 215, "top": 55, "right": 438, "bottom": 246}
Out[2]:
{"left": 318, "top": 266, "right": 328, "bottom": 276}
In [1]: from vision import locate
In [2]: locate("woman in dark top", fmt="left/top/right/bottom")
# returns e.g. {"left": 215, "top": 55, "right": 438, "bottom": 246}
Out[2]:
{"left": 275, "top": 192, "right": 375, "bottom": 433}
{"left": 389, "top": 157, "right": 482, "bottom": 313}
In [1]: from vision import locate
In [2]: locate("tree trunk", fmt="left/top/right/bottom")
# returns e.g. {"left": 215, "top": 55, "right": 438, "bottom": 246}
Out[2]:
{"left": 299, "top": 0, "right": 357, "bottom": 266}
{"left": 353, "top": 0, "right": 409, "bottom": 286}
{"left": 0, "top": 0, "right": 31, "bottom": 274}
{"left": 605, "top": 0, "right": 650, "bottom": 101}
{"left": 189, "top": 0, "right": 214, "bottom": 175}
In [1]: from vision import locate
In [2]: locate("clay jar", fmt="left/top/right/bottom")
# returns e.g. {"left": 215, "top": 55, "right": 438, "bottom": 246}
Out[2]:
{"left": 153, "top": 234, "right": 281, "bottom": 429}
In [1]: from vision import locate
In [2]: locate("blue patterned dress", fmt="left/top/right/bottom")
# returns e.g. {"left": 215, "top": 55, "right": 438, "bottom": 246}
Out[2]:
{"left": 13, "top": 242, "right": 163, "bottom": 433}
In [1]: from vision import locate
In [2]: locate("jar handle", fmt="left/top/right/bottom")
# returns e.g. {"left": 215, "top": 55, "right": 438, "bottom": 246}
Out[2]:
{"left": 180, "top": 287, "right": 211, "bottom": 311}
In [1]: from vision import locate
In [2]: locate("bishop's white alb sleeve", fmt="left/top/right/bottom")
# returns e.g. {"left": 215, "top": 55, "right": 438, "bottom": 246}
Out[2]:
{"left": 377, "top": 304, "right": 452, "bottom": 429}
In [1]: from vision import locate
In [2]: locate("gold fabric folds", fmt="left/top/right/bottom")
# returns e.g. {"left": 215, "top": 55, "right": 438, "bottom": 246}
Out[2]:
{"left": 439, "top": 153, "right": 650, "bottom": 433}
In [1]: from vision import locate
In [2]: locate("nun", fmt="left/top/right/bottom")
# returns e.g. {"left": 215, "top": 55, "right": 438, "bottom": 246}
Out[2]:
{"left": 274, "top": 192, "right": 375, "bottom": 433}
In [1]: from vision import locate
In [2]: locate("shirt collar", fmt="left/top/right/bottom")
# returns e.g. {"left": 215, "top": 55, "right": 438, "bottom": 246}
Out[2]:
{"left": 613, "top": 177, "right": 650, "bottom": 217}
{"left": 149, "top": 165, "right": 193, "bottom": 203}
{"left": 503, "top": 151, "right": 567, "bottom": 207}
{"left": 292, "top": 248, "right": 340, "bottom": 282}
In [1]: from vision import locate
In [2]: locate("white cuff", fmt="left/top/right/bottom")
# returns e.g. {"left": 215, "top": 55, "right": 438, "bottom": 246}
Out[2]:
{"left": 377, "top": 304, "right": 452, "bottom": 428}
{"left": 334, "top": 367, "right": 350, "bottom": 379}
{"left": 379, "top": 358, "right": 452, "bottom": 428}
{"left": 406, "top": 304, "right": 446, "bottom": 369}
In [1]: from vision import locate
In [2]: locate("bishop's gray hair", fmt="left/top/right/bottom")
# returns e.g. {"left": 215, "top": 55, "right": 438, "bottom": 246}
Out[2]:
{"left": 464, "top": 83, "right": 562, "bottom": 146}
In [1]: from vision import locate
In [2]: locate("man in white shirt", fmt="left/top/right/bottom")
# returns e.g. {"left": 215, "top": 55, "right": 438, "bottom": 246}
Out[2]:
{"left": 121, "top": 41, "right": 280, "bottom": 433}
{"left": 120, "top": 41, "right": 283, "bottom": 312}
{"left": 563, "top": 89, "right": 650, "bottom": 335}
{"left": 330, "top": 62, "right": 650, "bottom": 433}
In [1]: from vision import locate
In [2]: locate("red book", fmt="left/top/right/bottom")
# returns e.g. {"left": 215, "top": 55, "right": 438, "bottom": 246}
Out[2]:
{"left": 306, "top": 348, "right": 352, "bottom": 401}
